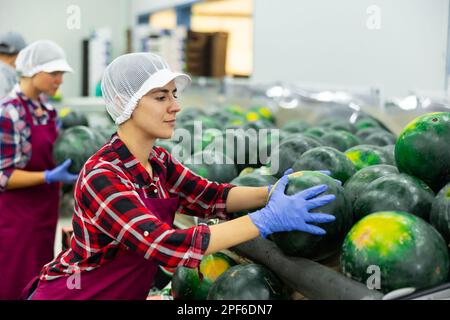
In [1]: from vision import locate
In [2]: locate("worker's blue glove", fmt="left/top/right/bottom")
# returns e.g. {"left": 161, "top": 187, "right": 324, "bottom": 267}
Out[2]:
{"left": 251, "top": 174, "right": 336, "bottom": 238}
{"left": 268, "top": 168, "right": 293, "bottom": 194}
{"left": 45, "top": 159, "right": 79, "bottom": 184}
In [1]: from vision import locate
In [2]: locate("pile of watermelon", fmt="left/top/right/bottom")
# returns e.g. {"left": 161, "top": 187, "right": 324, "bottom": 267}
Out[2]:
{"left": 269, "top": 111, "right": 450, "bottom": 295}
{"left": 53, "top": 108, "right": 116, "bottom": 208}
{"left": 162, "top": 106, "right": 450, "bottom": 297}
{"left": 55, "top": 101, "right": 450, "bottom": 297}
{"left": 159, "top": 104, "right": 278, "bottom": 183}
{"left": 169, "top": 252, "right": 290, "bottom": 300}
{"left": 53, "top": 108, "right": 117, "bottom": 175}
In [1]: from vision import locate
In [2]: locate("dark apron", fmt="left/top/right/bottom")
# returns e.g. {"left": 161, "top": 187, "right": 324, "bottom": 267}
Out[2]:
{"left": 27, "top": 189, "right": 179, "bottom": 300}
{"left": 0, "top": 95, "right": 59, "bottom": 299}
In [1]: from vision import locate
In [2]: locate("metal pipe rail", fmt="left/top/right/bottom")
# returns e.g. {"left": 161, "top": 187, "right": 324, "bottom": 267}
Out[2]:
{"left": 231, "top": 237, "right": 384, "bottom": 300}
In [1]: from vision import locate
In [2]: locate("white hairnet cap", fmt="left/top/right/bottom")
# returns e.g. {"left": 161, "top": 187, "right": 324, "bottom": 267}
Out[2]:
{"left": 101, "top": 52, "right": 191, "bottom": 125}
{"left": 16, "top": 40, "right": 73, "bottom": 77}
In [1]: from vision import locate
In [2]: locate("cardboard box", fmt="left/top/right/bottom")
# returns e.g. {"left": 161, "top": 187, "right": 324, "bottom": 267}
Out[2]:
{"left": 185, "top": 31, "right": 228, "bottom": 78}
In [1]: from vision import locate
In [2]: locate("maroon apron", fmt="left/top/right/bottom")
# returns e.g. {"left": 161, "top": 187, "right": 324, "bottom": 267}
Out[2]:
{"left": 28, "top": 190, "right": 179, "bottom": 300}
{"left": 0, "top": 95, "right": 59, "bottom": 300}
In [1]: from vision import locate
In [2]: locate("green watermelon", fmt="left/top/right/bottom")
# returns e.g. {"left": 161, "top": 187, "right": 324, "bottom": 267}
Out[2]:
{"left": 269, "top": 171, "right": 353, "bottom": 261}
{"left": 243, "top": 119, "right": 275, "bottom": 133}
{"left": 355, "top": 115, "right": 393, "bottom": 133}
{"left": 395, "top": 112, "right": 450, "bottom": 192}
{"left": 320, "top": 119, "right": 356, "bottom": 133}
{"left": 353, "top": 173, "right": 435, "bottom": 221}
{"left": 269, "top": 134, "right": 322, "bottom": 178}
{"left": 281, "top": 120, "right": 311, "bottom": 134}
{"left": 292, "top": 146, "right": 356, "bottom": 183}
{"left": 224, "top": 105, "right": 246, "bottom": 118}
{"left": 183, "top": 150, "right": 237, "bottom": 183}
{"left": 229, "top": 171, "right": 278, "bottom": 218}
{"left": 303, "top": 126, "right": 331, "bottom": 139}
{"left": 354, "top": 118, "right": 381, "bottom": 131}
{"left": 96, "top": 125, "right": 116, "bottom": 143}
{"left": 238, "top": 166, "right": 273, "bottom": 177}
{"left": 381, "top": 144, "right": 395, "bottom": 164}
{"left": 355, "top": 128, "right": 384, "bottom": 140}
{"left": 224, "top": 117, "right": 246, "bottom": 129}
{"left": 177, "top": 108, "right": 206, "bottom": 124}
{"left": 341, "top": 211, "right": 449, "bottom": 293}
{"left": 171, "top": 252, "right": 236, "bottom": 300}
{"left": 345, "top": 144, "right": 394, "bottom": 171}
{"left": 53, "top": 125, "right": 104, "bottom": 174}
{"left": 230, "top": 171, "right": 277, "bottom": 187}
{"left": 430, "top": 183, "right": 450, "bottom": 246}
{"left": 216, "top": 129, "right": 260, "bottom": 172}
{"left": 256, "top": 130, "right": 288, "bottom": 168}
{"left": 249, "top": 105, "right": 275, "bottom": 123}
{"left": 207, "top": 264, "right": 289, "bottom": 300}
{"left": 362, "top": 131, "right": 396, "bottom": 146}
{"left": 344, "top": 165, "right": 399, "bottom": 207}
{"left": 59, "top": 108, "right": 89, "bottom": 129}
{"left": 177, "top": 120, "right": 222, "bottom": 154}
{"left": 320, "top": 130, "right": 361, "bottom": 152}
{"left": 200, "top": 129, "right": 223, "bottom": 150}
{"left": 205, "top": 109, "right": 236, "bottom": 128}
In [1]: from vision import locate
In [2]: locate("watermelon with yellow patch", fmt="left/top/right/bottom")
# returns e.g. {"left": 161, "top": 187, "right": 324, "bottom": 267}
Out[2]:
{"left": 345, "top": 144, "right": 394, "bottom": 171}
{"left": 341, "top": 211, "right": 449, "bottom": 293}
{"left": 249, "top": 105, "right": 275, "bottom": 123}
{"left": 171, "top": 252, "right": 237, "bottom": 300}
{"left": 225, "top": 105, "right": 246, "bottom": 117}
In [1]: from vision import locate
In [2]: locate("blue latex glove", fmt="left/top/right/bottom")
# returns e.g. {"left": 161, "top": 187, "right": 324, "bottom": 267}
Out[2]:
{"left": 268, "top": 168, "right": 293, "bottom": 194}
{"left": 251, "top": 174, "right": 336, "bottom": 238}
{"left": 45, "top": 159, "right": 79, "bottom": 184}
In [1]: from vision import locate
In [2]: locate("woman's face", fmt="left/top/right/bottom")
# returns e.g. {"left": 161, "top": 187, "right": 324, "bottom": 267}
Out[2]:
{"left": 32, "top": 71, "right": 64, "bottom": 96}
{"left": 129, "top": 80, "right": 181, "bottom": 140}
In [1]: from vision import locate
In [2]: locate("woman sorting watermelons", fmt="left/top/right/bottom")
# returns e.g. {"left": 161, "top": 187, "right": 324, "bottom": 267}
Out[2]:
{"left": 23, "top": 52, "right": 336, "bottom": 300}
{"left": 0, "top": 40, "right": 78, "bottom": 299}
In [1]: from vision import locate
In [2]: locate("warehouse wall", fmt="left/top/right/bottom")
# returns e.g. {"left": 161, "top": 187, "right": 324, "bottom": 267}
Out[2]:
{"left": 253, "top": 0, "right": 449, "bottom": 97}
{"left": 0, "top": 0, "right": 130, "bottom": 98}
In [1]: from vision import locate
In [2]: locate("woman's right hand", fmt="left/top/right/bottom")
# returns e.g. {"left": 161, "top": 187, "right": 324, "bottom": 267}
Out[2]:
{"left": 45, "top": 159, "right": 79, "bottom": 184}
{"left": 249, "top": 174, "right": 336, "bottom": 238}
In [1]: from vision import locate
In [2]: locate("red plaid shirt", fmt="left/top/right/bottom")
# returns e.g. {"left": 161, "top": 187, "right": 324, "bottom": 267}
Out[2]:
{"left": 40, "top": 134, "right": 234, "bottom": 280}
{"left": 0, "top": 85, "right": 57, "bottom": 191}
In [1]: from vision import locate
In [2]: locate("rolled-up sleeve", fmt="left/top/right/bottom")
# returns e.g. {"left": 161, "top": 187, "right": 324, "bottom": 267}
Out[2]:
{"left": 78, "top": 166, "right": 211, "bottom": 268}
{"left": 0, "top": 107, "right": 21, "bottom": 191}
{"left": 162, "top": 150, "right": 235, "bottom": 220}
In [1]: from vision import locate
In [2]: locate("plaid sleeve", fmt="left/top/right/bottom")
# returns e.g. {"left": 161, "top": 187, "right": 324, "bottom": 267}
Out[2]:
{"left": 163, "top": 149, "right": 235, "bottom": 220}
{"left": 0, "top": 106, "right": 22, "bottom": 191}
{"left": 77, "top": 166, "right": 211, "bottom": 268}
